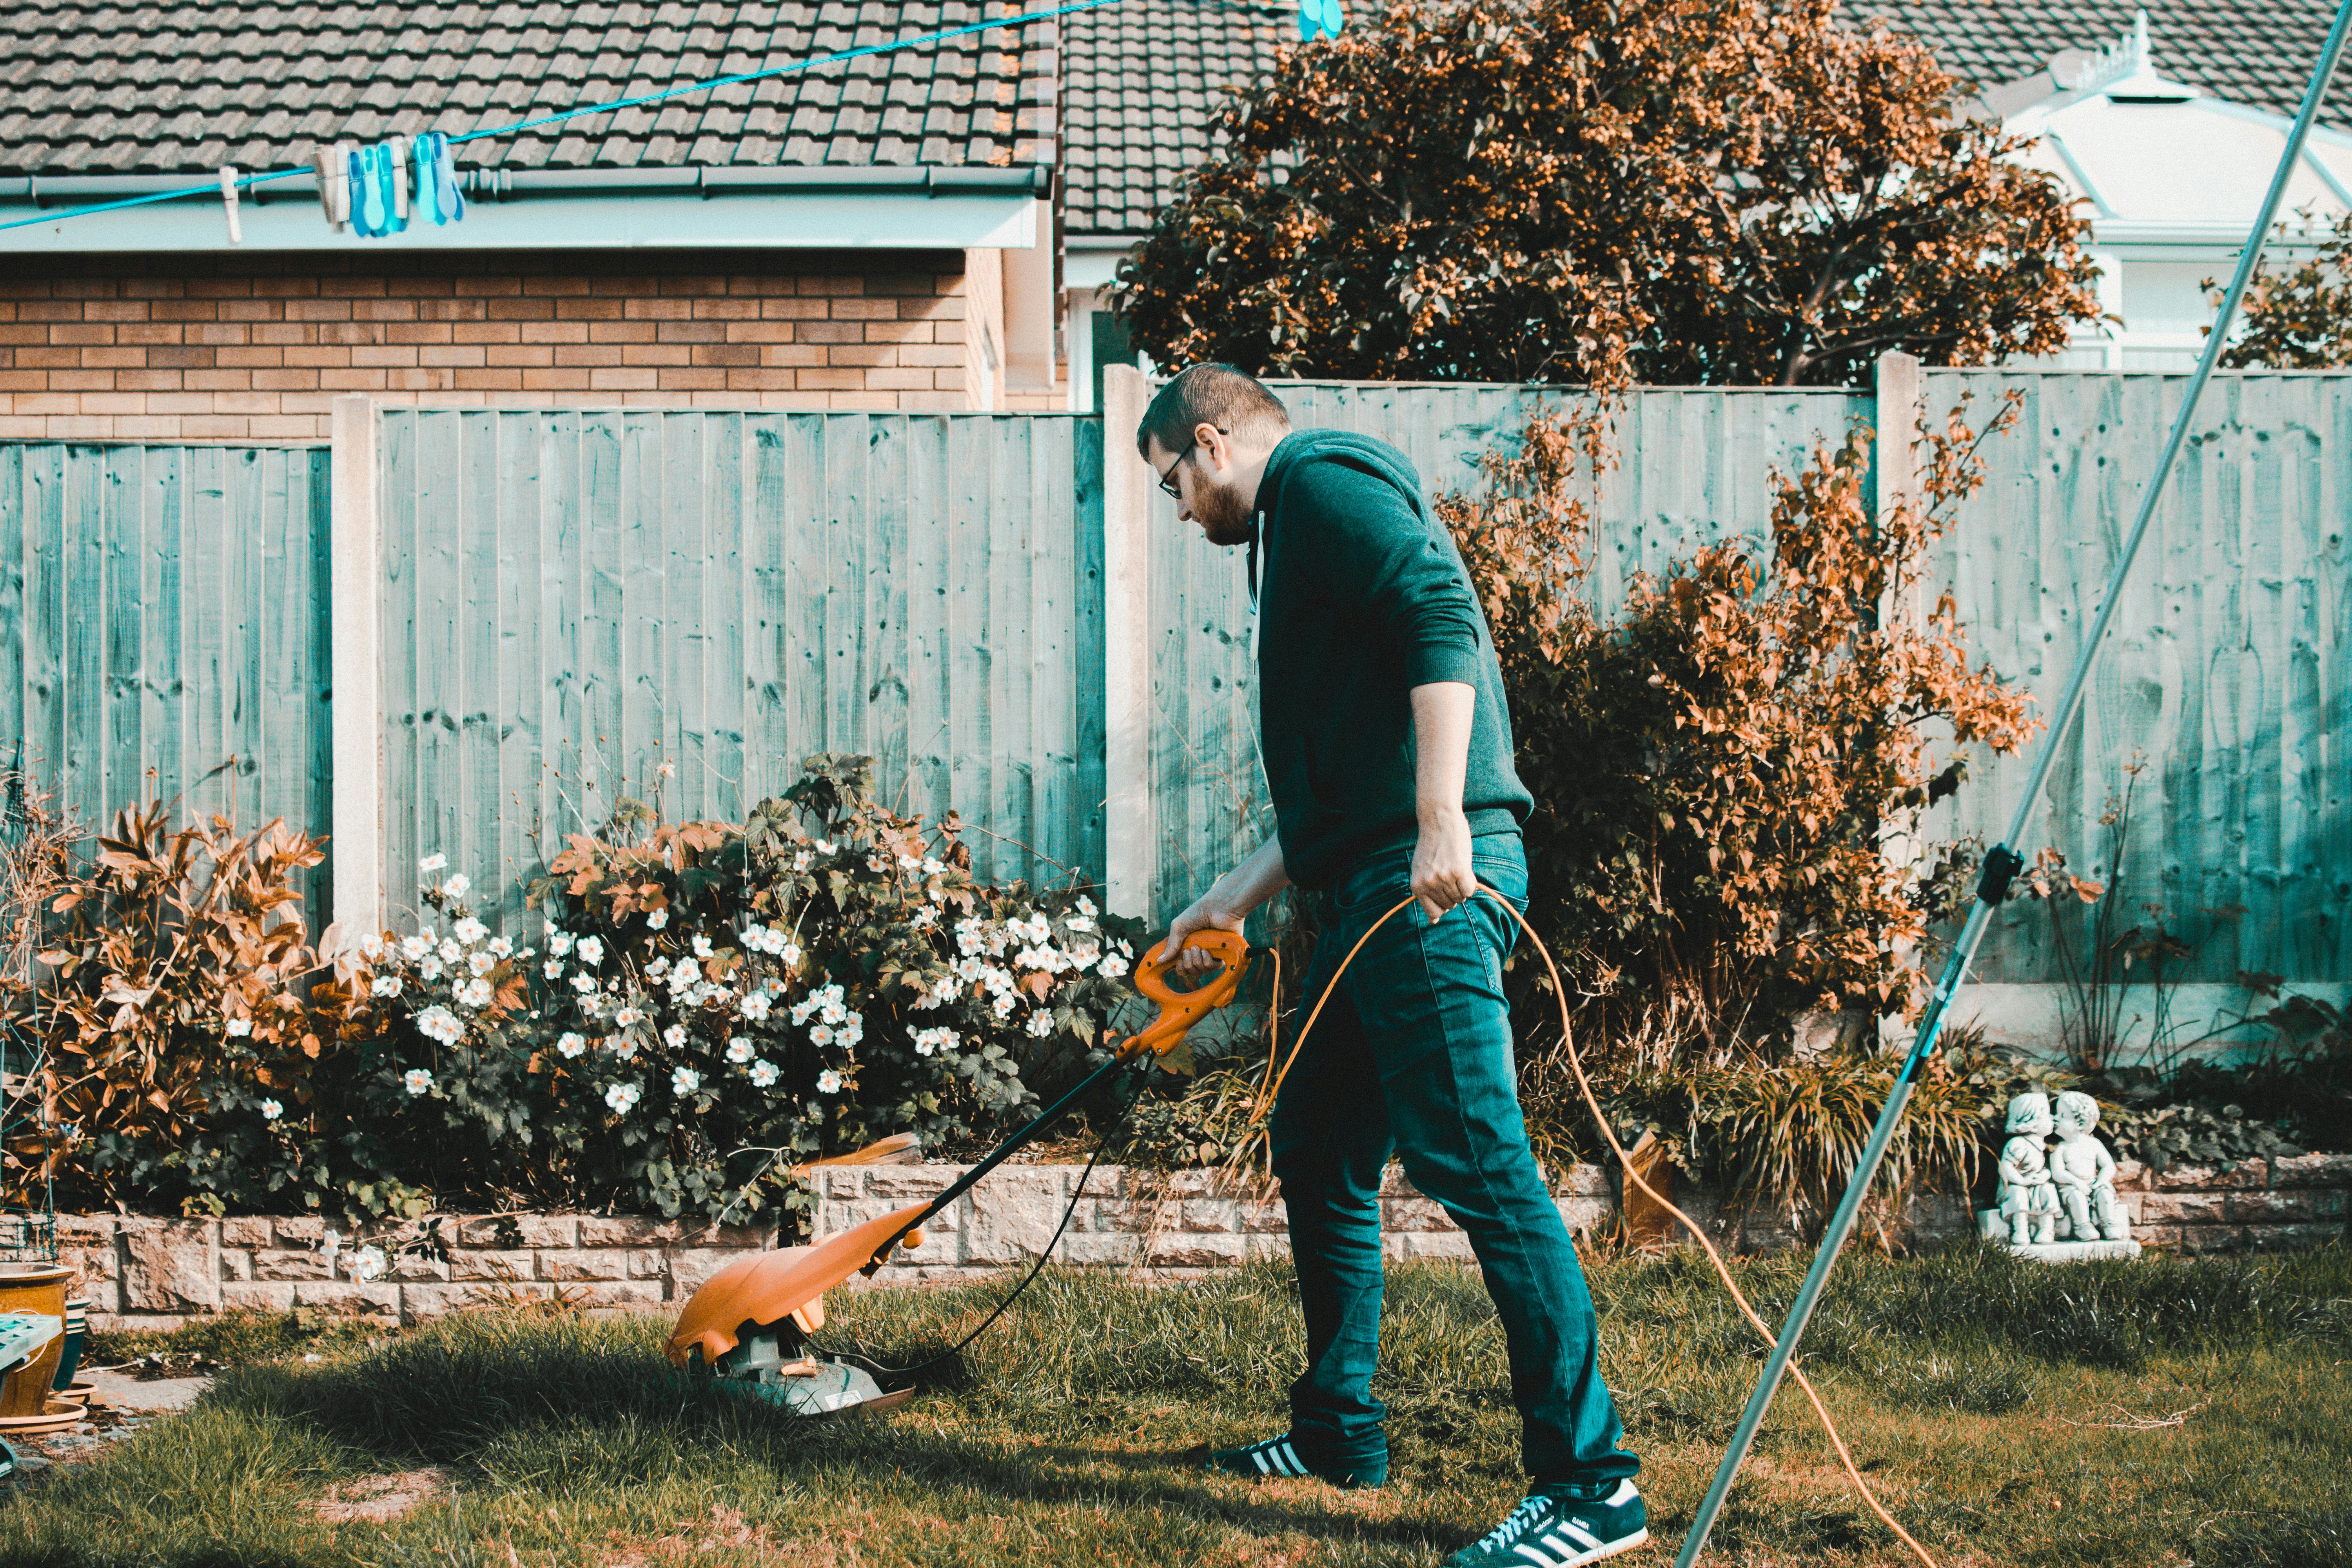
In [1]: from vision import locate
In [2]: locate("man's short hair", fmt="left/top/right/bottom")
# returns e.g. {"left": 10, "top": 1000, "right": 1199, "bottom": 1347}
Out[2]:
{"left": 1135, "top": 364, "right": 1292, "bottom": 459}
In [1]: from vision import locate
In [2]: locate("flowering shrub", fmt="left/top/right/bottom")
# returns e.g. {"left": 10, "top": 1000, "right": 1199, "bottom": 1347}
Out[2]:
{"left": 332, "top": 755, "right": 1145, "bottom": 1222}
{"left": 5, "top": 759, "right": 1145, "bottom": 1223}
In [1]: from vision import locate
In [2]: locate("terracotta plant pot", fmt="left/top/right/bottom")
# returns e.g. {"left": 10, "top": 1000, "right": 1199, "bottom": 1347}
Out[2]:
{"left": 0, "top": 1264, "right": 73, "bottom": 1418}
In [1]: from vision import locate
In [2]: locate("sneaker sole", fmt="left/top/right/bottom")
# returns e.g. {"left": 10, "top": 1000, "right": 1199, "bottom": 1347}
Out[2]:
{"left": 1565, "top": 1528, "right": 1649, "bottom": 1566}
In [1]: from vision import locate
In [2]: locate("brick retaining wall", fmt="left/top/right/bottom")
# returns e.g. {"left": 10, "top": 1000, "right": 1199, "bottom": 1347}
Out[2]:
{"left": 64, "top": 1152, "right": 2351, "bottom": 1331}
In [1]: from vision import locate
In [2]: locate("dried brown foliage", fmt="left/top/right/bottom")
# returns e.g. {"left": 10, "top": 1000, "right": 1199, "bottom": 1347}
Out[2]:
{"left": 1109, "top": 0, "right": 2100, "bottom": 388}
{"left": 3, "top": 802, "right": 326, "bottom": 1206}
{"left": 2216, "top": 210, "right": 2352, "bottom": 369}
{"left": 1443, "top": 396, "right": 2038, "bottom": 1071}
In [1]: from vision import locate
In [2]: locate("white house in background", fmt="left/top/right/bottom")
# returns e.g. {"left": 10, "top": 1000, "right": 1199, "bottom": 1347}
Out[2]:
{"left": 1975, "top": 11, "right": 2352, "bottom": 368}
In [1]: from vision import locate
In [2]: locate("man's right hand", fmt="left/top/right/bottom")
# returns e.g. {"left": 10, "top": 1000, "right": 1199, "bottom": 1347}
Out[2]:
{"left": 1159, "top": 895, "right": 1247, "bottom": 980}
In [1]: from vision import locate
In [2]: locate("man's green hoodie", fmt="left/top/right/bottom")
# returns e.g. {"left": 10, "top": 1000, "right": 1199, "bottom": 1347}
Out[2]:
{"left": 1252, "top": 429, "right": 1533, "bottom": 890}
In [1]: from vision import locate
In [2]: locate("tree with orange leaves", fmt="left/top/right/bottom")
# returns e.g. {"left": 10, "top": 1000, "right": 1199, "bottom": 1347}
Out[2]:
{"left": 1110, "top": 0, "right": 2101, "bottom": 388}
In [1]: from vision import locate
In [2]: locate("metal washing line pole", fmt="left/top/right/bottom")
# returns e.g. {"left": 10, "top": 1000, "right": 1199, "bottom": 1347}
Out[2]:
{"left": 1674, "top": 2, "right": 2352, "bottom": 1561}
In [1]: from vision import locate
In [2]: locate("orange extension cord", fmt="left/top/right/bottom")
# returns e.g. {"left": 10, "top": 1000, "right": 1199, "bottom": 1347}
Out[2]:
{"left": 1230, "top": 888, "right": 1938, "bottom": 1568}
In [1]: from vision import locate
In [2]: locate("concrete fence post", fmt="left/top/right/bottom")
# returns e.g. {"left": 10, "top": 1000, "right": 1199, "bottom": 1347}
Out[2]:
{"left": 328, "top": 395, "right": 382, "bottom": 942}
{"left": 1872, "top": 351, "right": 1929, "bottom": 1047}
{"left": 1100, "top": 365, "right": 1156, "bottom": 921}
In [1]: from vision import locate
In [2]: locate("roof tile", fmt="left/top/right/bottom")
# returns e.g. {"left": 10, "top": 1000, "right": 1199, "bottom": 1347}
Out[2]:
{"left": 0, "top": 0, "right": 1057, "bottom": 174}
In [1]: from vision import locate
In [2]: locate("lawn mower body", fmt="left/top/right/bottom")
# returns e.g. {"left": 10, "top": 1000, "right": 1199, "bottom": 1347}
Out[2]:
{"left": 664, "top": 931, "right": 1251, "bottom": 1414}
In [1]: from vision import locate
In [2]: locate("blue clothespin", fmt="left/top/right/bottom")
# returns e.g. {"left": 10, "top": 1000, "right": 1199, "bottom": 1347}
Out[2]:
{"left": 1298, "top": 0, "right": 1345, "bottom": 40}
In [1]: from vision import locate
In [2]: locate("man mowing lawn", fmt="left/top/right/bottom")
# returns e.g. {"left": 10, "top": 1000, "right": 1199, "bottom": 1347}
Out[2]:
{"left": 1144, "top": 365, "right": 1646, "bottom": 1568}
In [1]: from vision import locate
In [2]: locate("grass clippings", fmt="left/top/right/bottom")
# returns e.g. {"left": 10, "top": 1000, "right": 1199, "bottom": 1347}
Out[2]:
{"left": 0, "top": 1242, "right": 2346, "bottom": 1566}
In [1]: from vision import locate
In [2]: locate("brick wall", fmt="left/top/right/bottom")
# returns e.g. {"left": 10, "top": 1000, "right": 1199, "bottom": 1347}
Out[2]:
{"left": 69, "top": 1153, "right": 2345, "bottom": 1330}
{"left": 0, "top": 247, "right": 1009, "bottom": 442}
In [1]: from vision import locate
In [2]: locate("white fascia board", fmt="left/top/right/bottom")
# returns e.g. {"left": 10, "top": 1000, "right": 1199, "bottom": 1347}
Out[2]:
{"left": 0, "top": 190, "right": 1038, "bottom": 255}
{"left": 1064, "top": 234, "right": 1146, "bottom": 290}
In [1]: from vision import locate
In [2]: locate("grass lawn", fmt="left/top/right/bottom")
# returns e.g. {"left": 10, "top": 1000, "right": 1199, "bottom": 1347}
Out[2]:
{"left": 7, "top": 1243, "right": 2349, "bottom": 1567}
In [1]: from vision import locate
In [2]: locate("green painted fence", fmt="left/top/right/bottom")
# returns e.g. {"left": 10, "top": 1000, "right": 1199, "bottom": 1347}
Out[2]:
{"left": 0, "top": 442, "right": 332, "bottom": 914}
{"left": 1924, "top": 370, "right": 2352, "bottom": 985}
{"left": 374, "top": 409, "right": 1104, "bottom": 929}
{"left": 1, "top": 370, "right": 2344, "bottom": 996}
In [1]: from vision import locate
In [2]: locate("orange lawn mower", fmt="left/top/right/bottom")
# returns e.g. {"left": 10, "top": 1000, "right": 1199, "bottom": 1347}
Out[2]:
{"left": 662, "top": 929, "right": 1252, "bottom": 1417}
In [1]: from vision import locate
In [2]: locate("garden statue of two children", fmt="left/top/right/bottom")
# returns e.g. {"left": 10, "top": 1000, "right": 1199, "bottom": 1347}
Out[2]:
{"left": 1991, "top": 1090, "right": 2132, "bottom": 1251}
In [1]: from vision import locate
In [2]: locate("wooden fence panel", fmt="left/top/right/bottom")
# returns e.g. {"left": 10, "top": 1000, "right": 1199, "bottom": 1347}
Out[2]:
{"left": 1925, "top": 370, "right": 2352, "bottom": 985}
{"left": 0, "top": 442, "right": 332, "bottom": 913}
{"left": 375, "top": 410, "right": 1104, "bottom": 931}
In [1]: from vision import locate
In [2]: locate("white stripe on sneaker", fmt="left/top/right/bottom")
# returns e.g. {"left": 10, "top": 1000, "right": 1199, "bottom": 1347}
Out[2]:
{"left": 1559, "top": 1521, "right": 1604, "bottom": 1550}
{"left": 1510, "top": 1545, "right": 1563, "bottom": 1568}
{"left": 1605, "top": 1479, "right": 1640, "bottom": 1508}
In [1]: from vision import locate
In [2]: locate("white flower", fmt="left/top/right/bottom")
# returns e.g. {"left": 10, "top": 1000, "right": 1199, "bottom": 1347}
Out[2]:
{"left": 260, "top": 1098, "right": 284, "bottom": 1121}
{"left": 548, "top": 930, "right": 575, "bottom": 958}
{"left": 749, "top": 1059, "right": 780, "bottom": 1088}
{"left": 419, "top": 853, "right": 448, "bottom": 874}
{"left": 468, "top": 951, "right": 496, "bottom": 977}
{"left": 418, "top": 958, "right": 445, "bottom": 982}
{"left": 570, "top": 973, "right": 597, "bottom": 995}
{"left": 725, "top": 1038, "right": 755, "bottom": 1064}
{"left": 780, "top": 941, "right": 801, "bottom": 966}
{"left": 914, "top": 1026, "right": 956, "bottom": 1058}
{"left": 359, "top": 932, "right": 385, "bottom": 959}
{"left": 646, "top": 909, "right": 670, "bottom": 930}
{"left": 225, "top": 1015, "right": 253, "bottom": 1037}
{"left": 667, "top": 964, "right": 699, "bottom": 996}
{"left": 647, "top": 957, "right": 670, "bottom": 978}
{"left": 671, "top": 1066, "right": 701, "bottom": 1095}
{"left": 808, "top": 1024, "right": 834, "bottom": 1048}
{"left": 956, "top": 917, "right": 987, "bottom": 955}
{"left": 1076, "top": 895, "right": 1096, "bottom": 918}
{"left": 815, "top": 1069, "right": 844, "bottom": 1095}
{"left": 456, "top": 976, "right": 494, "bottom": 1009}
{"left": 663, "top": 1024, "right": 688, "bottom": 1049}
{"left": 417, "top": 1007, "right": 463, "bottom": 1045}
{"left": 604, "top": 1082, "right": 641, "bottom": 1114}
{"left": 993, "top": 993, "right": 1016, "bottom": 1019}
{"left": 1027, "top": 1012, "right": 1054, "bottom": 1038}
{"left": 814, "top": 840, "right": 836, "bottom": 855}
{"left": 924, "top": 857, "right": 945, "bottom": 876}
{"left": 400, "top": 934, "right": 434, "bottom": 961}
{"left": 1066, "top": 915, "right": 1096, "bottom": 933}
{"left": 793, "top": 851, "right": 812, "bottom": 872}
{"left": 1013, "top": 912, "right": 1053, "bottom": 945}
{"left": 439, "top": 940, "right": 462, "bottom": 965}
{"left": 403, "top": 1068, "right": 436, "bottom": 1096}
{"left": 557, "top": 1032, "right": 588, "bottom": 1059}
{"left": 544, "top": 960, "right": 566, "bottom": 980}
{"left": 488, "top": 936, "right": 513, "bottom": 958}
{"left": 576, "top": 936, "right": 604, "bottom": 966}
{"left": 1068, "top": 945, "right": 1101, "bottom": 972}
{"left": 350, "top": 1245, "right": 387, "bottom": 1283}
{"left": 614, "top": 1006, "right": 645, "bottom": 1029}
{"left": 740, "top": 991, "right": 772, "bottom": 1022}
{"left": 1098, "top": 953, "right": 1130, "bottom": 980}
{"left": 692, "top": 935, "right": 713, "bottom": 959}
{"left": 442, "top": 874, "right": 470, "bottom": 899}
{"left": 837, "top": 1014, "right": 864, "bottom": 1047}
{"left": 452, "top": 917, "right": 489, "bottom": 946}
{"left": 899, "top": 854, "right": 921, "bottom": 871}
{"left": 612, "top": 1037, "right": 640, "bottom": 1060}
{"left": 912, "top": 905, "right": 938, "bottom": 928}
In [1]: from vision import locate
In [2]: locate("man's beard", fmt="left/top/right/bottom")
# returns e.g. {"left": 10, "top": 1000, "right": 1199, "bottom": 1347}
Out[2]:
{"left": 1192, "top": 483, "right": 1255, "bottom": 546}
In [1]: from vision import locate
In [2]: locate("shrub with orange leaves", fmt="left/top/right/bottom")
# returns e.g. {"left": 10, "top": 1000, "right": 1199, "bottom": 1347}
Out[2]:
{"left": 1110, "top": 0, "right": 2099, "bottom": 389}
{"left": 2, "top": 800, "right": 329, "bottom": 1212}
{"left": 1443, "top": 397, "right": 2039, "bottom": 1080}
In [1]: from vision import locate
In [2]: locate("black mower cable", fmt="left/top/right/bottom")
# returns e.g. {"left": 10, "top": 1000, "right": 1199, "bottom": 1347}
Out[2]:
{"left": 813, "top": 1062, "right": 1150, "bottom": 1385}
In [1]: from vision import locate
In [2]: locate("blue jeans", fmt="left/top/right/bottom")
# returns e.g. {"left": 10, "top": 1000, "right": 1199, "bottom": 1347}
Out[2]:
{"left": 1270, "top": 834, "right": 1638, "bottom": 1485}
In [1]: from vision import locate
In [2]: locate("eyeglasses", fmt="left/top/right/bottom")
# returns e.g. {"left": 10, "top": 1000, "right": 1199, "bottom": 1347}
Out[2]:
{"left": 1155, "top": 427, "right": 1229, "bottom": 500}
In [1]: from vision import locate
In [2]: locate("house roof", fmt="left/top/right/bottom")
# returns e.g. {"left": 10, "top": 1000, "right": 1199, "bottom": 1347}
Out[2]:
{"left": 1061, "top": 0, "right": 2343, "bottom": 242}
{"left": 1857, "top": 1, "right": 2352, "bottom": 135}
{"left": 1062, "top": 0, "right": 1287, "bottom": 236}
{"left": 0, "top": 1, "right": 1056, "bottom": 176}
